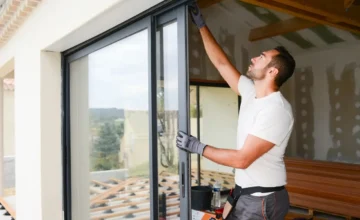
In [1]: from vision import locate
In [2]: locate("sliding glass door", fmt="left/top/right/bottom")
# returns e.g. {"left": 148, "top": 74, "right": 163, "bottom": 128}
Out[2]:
{"left": 156, "top": 6, "right": 190, "bottom": 220}
{"left": 65, "top": 20, "right": 152, "bottom": 220}
{"left": 62, "top": 2, "right": 190, "bottom": 220}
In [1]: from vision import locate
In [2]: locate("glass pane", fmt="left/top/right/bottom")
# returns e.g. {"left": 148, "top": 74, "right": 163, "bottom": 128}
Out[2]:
{"left": 156, "top": 21, "right": 180, "bottom": 220}
{"left": 190, "top": 86, "right": 200, "bottom": 186}
{"left": 70, "top": 29, "right": 151, "bottom": 220}
{"left": 198, "top": 87, "right": 237, "bottom": 190}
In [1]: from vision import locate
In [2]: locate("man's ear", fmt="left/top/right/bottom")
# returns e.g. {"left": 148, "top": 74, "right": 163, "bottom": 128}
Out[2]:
{"left": 268, "top": 67, "right": 279, "bottom": 78}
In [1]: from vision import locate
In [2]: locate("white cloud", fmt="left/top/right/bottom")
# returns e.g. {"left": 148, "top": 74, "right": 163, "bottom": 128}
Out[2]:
{"left": 86, "top": 22, "right": 179, "bottom": 111}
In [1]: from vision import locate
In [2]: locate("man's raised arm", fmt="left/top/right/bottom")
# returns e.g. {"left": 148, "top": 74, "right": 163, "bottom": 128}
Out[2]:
{"left": 190, "top": 2, "right": 241, "bottom": 95}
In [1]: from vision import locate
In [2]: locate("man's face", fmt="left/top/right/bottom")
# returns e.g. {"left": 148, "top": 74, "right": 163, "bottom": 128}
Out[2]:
{"left": 246, "top": 49, "right": 279, "bottom": 80}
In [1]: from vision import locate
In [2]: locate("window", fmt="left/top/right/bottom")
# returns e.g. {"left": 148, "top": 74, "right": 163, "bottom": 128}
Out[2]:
{"left": 156, "top": 21, "right": 181, "bottom": 218}
{"left": 69, "top": 29, "right": 151, "bottom": 220}
{"left": 190, "top": 85, "right": 239, "bottom": 190}
{"left": 63, "top": 3, "right": 191, "bottom": 219}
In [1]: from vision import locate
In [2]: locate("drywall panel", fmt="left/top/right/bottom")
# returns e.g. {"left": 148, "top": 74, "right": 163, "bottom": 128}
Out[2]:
{"left": 291, "top": 44, "right": 360, "bottom": 164}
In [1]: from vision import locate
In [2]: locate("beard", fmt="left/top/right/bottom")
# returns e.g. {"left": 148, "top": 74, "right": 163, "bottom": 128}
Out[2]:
{"left": 246, "top": 67, "right": 265, "bottom": 81}
{"left": 246, "top": 69, "right": 255, "bottom": 79}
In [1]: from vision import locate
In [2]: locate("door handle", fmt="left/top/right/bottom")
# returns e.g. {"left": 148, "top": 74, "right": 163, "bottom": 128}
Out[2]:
{"left": 181, "top": 162, "right": 185, "bottom": 198}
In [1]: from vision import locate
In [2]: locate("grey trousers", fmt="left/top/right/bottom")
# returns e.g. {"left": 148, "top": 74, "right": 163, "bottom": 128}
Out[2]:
{"left": 226, "top": 188, "right": 289, "bottom": 220}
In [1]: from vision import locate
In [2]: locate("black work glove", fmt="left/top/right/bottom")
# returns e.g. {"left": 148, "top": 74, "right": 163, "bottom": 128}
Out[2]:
{"left": 176, "top": 131, "right": 207, "bottom": 155}
{"left": 189, "top": 1, "right": 206, "bottom": 29}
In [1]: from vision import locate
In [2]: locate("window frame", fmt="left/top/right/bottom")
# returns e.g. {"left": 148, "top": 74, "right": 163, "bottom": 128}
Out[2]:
{"left": 61, "top": 1, "right": 191, "bottom": 220}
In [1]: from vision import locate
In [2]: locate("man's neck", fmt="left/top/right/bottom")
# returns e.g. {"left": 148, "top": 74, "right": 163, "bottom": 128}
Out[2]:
{"left": 254, "top": 81, "right": 278, "bottom": 98}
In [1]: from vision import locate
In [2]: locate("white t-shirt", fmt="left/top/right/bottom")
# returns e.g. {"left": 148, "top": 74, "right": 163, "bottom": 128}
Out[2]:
{"left": 235, "top": 76, "right": 294, "bottom": 195}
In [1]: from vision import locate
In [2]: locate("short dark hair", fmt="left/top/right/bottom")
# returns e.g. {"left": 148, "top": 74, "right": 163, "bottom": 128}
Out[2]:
{"left": 267, "top": 46, "right": 296, "bottom": 88}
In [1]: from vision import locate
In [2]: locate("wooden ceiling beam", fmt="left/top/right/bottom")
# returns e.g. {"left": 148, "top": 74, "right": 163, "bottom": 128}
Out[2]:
{"left": 248, "top": 17, "right": 318, "bottom": 42}
{"left": 197, "top": 0, "right": 360, "bottom": 35}
{"left": 344, "top": 0, "right": 356, "bottom": 9}
{"left": 197, "top": 0, "right": 223, "bottom": 8}
{"left": 269, "top": 0, "right": 360, "bottom": 27}
{"left": 239, "top": 0, "right": 360, "bottom": 35}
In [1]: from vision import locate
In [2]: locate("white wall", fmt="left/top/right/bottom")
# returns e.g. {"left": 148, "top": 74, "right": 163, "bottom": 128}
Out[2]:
{"left": 40, "top": 51, "right": 62, "bottom": 219}
{"left": 14, "top": 46, "right": 43, "bottom": 220}
{"left": 14, "top": 48, "right": 63, "bottom": 220}
{"left": 69, "top": 56, "right": 90, "bottom": 220}
{"left": 200, "top": 87, "right": 238, "bottom": 174}
{"left": 0, "top": 0, "right": 165, "bottom": 219}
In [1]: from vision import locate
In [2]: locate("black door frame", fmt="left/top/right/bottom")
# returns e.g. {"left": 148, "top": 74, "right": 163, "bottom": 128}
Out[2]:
{"left": 61, "top": 1, "right": 191, "bottom": 219}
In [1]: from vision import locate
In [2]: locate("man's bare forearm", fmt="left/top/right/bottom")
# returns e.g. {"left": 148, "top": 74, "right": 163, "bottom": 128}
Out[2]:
{"left": 199, "top": 26, "right": 231, "bottom": 69}
{"left": 198, "top": 26, "right": 241, "bottom": 94}
{"left": 202, "top": 145, "right": 247, "bottom": 169}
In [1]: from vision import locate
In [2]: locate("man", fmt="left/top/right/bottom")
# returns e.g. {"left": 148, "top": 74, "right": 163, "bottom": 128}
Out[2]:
{"left": 176, "top": 2, "right": 296, "bottom": 220}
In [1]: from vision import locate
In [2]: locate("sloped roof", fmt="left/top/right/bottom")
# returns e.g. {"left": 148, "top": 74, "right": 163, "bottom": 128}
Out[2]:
{"left": 0, "top": 0, "right": 42, "bottom": 47}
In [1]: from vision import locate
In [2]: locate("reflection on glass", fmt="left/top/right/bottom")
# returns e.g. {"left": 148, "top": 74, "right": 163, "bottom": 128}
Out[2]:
{"left": 191, "top": 86, "right": 238, "bottom": 190}
{"left": 70, "top": 29, "right": 151, "bottom": 220}
{"left": 157, "top": 22, "right": 180, "bottom": 219}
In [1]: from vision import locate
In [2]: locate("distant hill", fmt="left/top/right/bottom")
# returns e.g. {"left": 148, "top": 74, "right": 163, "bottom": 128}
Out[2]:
{"left": 90, "top": 108, "right": 124, "bottom": 122}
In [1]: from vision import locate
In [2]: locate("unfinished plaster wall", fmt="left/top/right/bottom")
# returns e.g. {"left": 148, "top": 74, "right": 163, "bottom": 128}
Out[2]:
{"left": 290, "top": 45, "right": 360, "bottom": 164}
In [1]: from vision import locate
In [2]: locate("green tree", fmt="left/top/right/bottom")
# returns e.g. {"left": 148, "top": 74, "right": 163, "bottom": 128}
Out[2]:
{"left": 190, "top": 104, "right": 202, "bottom": 118}
{"left": 114, "top": 119, "right": 124, "bottom": 139}
{"left": 157, "top": 89, "right": 177, "bottom": 171}
{"left": 92, "top": 122, "right": 120, "bottom": 171}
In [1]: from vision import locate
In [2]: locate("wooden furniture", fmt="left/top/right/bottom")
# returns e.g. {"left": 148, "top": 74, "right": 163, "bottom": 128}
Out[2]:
{"left": 285, "top": 158, "right": 360, "bottom": 219}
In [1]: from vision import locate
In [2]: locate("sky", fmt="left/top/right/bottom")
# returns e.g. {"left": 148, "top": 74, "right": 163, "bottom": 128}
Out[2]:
{"left": 83, "top": 22, "right": 178, "bottom": 111}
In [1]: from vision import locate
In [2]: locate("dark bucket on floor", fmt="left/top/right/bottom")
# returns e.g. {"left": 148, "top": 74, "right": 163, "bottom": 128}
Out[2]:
{"left": 191, "top": 185, "right": 213, "bottom": 211}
